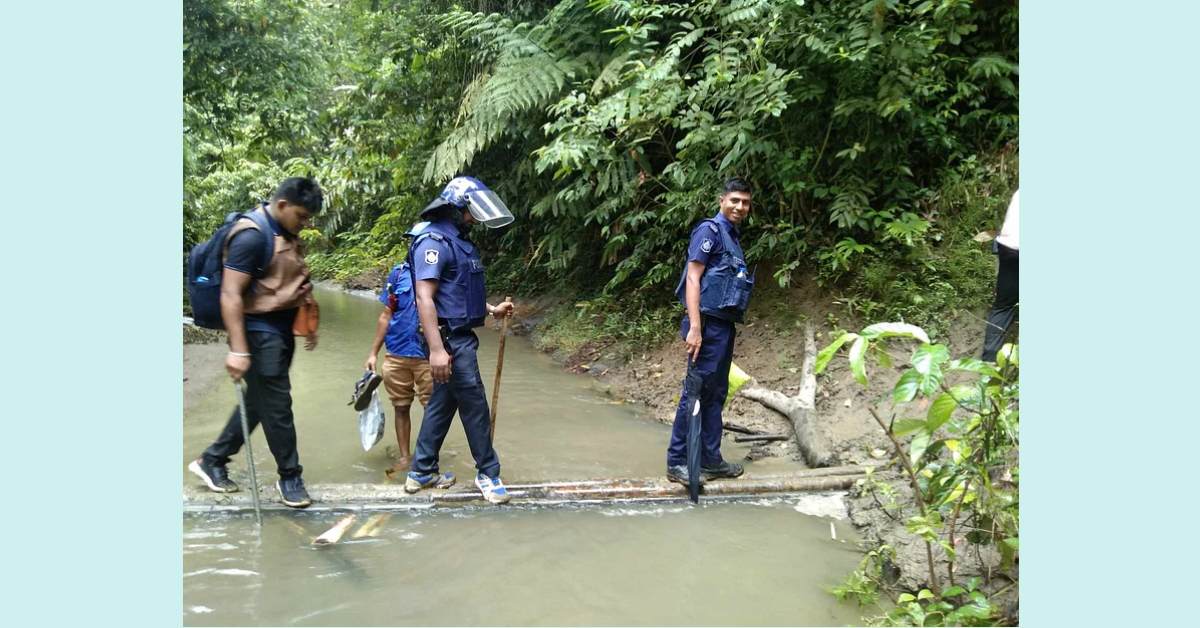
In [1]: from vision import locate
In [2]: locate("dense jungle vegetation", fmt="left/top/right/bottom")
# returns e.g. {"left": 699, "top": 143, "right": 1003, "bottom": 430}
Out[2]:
{"left": 184, "top": 0, "right": 1018, "bottom": 341}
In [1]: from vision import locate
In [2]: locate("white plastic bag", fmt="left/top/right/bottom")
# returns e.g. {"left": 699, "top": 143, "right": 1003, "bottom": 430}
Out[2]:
{"left": 358, "top": 390, "right": 386, "bottom": 452}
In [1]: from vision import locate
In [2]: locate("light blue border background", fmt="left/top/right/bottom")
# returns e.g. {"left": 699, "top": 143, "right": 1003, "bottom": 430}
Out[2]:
{"left": 2, "top": 1, "right": 182, "bottom": 626}
{"left": 4, "top": 1, "right": 1197, "bottom": 626}
{"left": 1022, "top": 1, "right": 1199, "bottom": 626}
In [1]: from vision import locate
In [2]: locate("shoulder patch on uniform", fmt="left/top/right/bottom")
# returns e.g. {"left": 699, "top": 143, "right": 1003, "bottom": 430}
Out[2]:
{"left": 703, "top": 221, "right": 719, "bottom": 233}
{"left": 701, "top": 238, "right": 714, "bottom": 253}
{"left": 424, "top": 249, "right": 439, "bottom": 265}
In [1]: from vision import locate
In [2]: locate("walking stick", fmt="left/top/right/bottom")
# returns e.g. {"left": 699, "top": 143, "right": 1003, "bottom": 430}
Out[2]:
{"left": 235, "top": 380, "right": 263, "bottom": 527}
{"left": 489, "top": 296, "right": 513, "bottom": 439}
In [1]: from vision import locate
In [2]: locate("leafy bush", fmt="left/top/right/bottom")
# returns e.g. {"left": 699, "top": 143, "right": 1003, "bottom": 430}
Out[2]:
{"left": 818, "top": 322, "right": 1019, "bottom": 626}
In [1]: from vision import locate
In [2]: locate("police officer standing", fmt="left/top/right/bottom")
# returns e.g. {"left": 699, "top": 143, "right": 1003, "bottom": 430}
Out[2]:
{"left": 667, "top": 177, "right": 755, "bottom": 486}
{"left": 404, "top": 176, "right": 516, "bottom": 504}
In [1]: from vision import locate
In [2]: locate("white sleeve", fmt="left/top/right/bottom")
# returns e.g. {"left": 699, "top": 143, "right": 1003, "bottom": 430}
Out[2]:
{"left": 996, "top": 189, "right": 1019, "bottom": 251}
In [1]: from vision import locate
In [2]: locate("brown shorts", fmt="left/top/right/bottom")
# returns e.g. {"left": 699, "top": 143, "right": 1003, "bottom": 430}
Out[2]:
{"left": 381, "top": 354, "right": 433, "bottom": 407}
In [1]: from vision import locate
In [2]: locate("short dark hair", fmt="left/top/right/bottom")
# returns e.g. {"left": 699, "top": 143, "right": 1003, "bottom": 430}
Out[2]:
{"left": 721, "top": 177, "right": 752, "bottom": 196}
{"left": 272, "top": 177, "right": 324, "bottom": 213}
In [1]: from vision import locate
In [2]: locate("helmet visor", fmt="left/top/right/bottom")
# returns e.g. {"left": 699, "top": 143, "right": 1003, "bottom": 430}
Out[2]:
{"left": 465, "top": 190, "right": 514, "bottom": 228}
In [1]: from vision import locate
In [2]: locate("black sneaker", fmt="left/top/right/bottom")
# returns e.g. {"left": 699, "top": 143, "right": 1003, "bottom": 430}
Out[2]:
{"left": 277, "top": 476, "right": 312, "bottom": 508}
{"left": 702, "top": 460, "right": 745, "bottom": 481}
{"left": 189, "top": 458, "right": 239, "bottom": 493}
{"left": 666, "top": 464, "right": 706, "bottom": 486}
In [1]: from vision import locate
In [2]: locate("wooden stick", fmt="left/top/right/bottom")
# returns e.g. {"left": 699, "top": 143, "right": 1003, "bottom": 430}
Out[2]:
{"left": 722, "top": 423, "right": 760, "bottom": 435}
{"left": 312, "top": 515, "right": 357, "bottom": 546}
{"left": 489, "top": 296, "right": 512, "bottom": 439}
{"left": 733, "top": 434, "right": 790, "bottom": 443}
{"left": 351, "top": 513, "right": 391, "bottom": 539}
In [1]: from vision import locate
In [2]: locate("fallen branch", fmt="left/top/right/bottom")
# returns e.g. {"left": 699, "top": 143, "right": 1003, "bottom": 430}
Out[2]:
{"left": 738, "top": 322, "right": 835, "bottom": 467}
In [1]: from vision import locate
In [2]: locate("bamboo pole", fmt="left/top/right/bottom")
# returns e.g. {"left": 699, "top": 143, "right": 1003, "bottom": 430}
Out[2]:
{"left": 184, "top": 467, "right": 868, "bottom": 513}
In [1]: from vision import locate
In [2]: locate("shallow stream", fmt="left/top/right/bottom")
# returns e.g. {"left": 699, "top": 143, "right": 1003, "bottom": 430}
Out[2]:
{"left": 182, "top": 286, "right": 865, "bottom": 625}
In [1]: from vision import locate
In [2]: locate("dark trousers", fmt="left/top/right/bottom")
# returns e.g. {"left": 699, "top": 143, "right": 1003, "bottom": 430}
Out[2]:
{"left": 411, "top": 330, "right": 501, "bottom": 478}
{"left": 667, "top": 315, "right": 735, "bottom": 467}
{"left": 203, "top": 331, "right": 302, "bottom": 479}
{"left": 982, "top": 243, "right": 1019, "bottom": 362}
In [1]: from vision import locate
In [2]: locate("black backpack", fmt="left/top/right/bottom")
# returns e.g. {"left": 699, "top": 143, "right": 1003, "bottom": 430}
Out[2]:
{"left": 187, "top": 206, "right": 275, "bottom": 330}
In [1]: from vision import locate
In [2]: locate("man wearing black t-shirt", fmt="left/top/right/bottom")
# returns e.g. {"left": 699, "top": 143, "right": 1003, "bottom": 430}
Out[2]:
{"left": 188, "top": 177, "right": 323, "bottom": 509}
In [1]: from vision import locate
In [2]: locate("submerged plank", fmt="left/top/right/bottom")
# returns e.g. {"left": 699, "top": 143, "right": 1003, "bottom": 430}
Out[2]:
{"left": 183, "top": 467, "right": 867, "bottom": 514}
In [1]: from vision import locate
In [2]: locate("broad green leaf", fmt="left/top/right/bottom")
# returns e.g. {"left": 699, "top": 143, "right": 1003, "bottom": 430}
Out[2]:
{"left": 909, "top": 431, "right": 931, "bottom": 467}
{"left": 911, "top": 343, "right": 950, "bottom": 375}
{"left": 893, "top": 370, "right": 921, "bottom": 403}
{"left": 941, "top": 586, "right": 965, "bottom": 598}
{"left": 815, "top": 332, "right": 858, "bottom": 374}
{"left": 897, "top": 593, "right": 916, "bottom": 603}
{"left": 918, "top": 368, "right": 944, "bottom": 396}
{"left": 997, "top": 343, "right": 1019, "bottom": 368}
{"left": 848, "top": 335, "right": 869, "bottom": 385}
{"left": 873, "top": 344, "right": 892, "bottom": 369}
{"left": 943, "top": 439, "right": 966, "bottom": 464}
{"left": 942, "top": 476, "right": 968, "bottom": 502}
{"left": 948, "top": 358, "right": 1000, "bottom": 378}
{"left": 917, "top": 589, "right": 935, "bottom": 601}
{"left": 861, "top": 322, "right": 931, "bottom": 343}
{"left": 947, "top": 384, "right": 983, "bottom": 411}
{"left": 892, "top": 418, "right": 927, "bottom": 437}
{"left": 926, "top": 392, "right": 957, "bottom": 432}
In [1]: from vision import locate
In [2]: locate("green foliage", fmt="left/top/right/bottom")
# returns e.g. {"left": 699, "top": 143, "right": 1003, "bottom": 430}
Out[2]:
{"left": 829, "top": 148, "right": 1018, "bottom": 337}
{"left": 820, "top": 323, "right": 1018, "bottom": 626}
{"left": 184, "top": 0, "right": 1017, "bottom": 326}
{"left": 424, "top": 0, "right": 1017, "bottom": 297}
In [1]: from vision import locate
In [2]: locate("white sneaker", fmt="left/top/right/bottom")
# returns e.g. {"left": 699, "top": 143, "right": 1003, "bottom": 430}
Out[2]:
{"left": 475, "top": 474, "right": 511, "bottom": 504}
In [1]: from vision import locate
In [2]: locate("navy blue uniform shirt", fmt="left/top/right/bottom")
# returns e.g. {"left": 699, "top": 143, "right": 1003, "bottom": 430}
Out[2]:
{"left": 686, "top": 211, "right": 740, "bottom": 267}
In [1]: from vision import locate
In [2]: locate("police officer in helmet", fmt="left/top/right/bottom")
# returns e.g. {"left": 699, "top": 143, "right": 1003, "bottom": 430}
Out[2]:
{"left": 667, "top": 177, "right": 755, "bottom": 486}
{"left": 405, "top": 176, "right": 516, "bottom": 504}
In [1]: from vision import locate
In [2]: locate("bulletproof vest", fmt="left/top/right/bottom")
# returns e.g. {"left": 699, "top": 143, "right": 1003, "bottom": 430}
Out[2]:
{"left": 411, "top": 223, "right": 487, "bottom": 331}
{"left": 225, "top": 207, "right": 311, "bottom": 315}
{"left": 675, "top": 219, "right": 755, "bottom": 323}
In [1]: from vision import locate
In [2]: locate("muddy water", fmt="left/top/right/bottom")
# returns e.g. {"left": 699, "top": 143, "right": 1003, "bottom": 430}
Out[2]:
{"left": 184, "top": 501, "right": 865, "bottom": 626}
{"left": 183, "top": 285, "right": 799, "bottom": 484}
{"left": 183, "top": 286, "right": 864, "bottom": 625}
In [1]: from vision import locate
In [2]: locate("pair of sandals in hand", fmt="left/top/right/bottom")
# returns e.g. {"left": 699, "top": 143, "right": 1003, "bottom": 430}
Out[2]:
{"left": 349, "top": 370, "right": 383, "bottom": 411}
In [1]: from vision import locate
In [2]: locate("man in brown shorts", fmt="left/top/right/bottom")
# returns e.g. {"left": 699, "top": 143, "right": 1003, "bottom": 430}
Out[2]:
{"left": 365, "top": 223, "right": 434, "bottom": 478}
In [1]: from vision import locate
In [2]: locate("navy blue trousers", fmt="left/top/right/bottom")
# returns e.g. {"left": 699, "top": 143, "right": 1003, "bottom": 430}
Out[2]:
{"left": 411, "top": 330, "right": 501, "bottom": 478}
{"left": 667, "top": 315, "right": 735, "bottom": 467}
